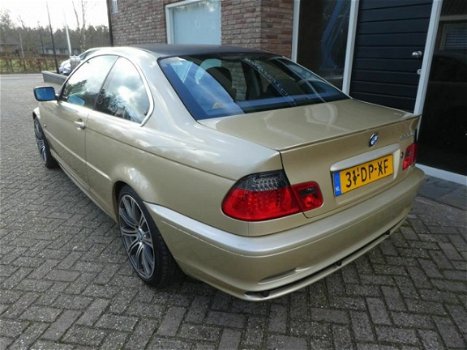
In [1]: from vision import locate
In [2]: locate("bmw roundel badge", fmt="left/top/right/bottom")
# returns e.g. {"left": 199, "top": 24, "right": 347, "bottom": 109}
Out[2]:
{"left": 369, "top": 133, "right": 379, "bottom": 147}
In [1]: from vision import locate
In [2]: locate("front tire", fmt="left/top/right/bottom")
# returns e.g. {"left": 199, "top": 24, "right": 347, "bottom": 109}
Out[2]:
{"left": 33, "top": 118, "right": 57, "bottom": 169}
{"left": 118, "top": 186, "right": 179, "bottom": 286}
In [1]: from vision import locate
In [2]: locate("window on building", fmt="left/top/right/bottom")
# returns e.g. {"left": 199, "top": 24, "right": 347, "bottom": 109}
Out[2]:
{"left": 441, "top": 23, "right": 467, "bottom": 50}
{"left": 296, "top": 0, "right": 350, "bottom": 89}
{"left": 166, "top": 0, "right": 221, "bottom": 44}
{"left": 111, "top": 0, "right": 118, "bottom": 14}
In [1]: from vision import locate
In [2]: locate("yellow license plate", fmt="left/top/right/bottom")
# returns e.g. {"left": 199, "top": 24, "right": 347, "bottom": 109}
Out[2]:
{"left": 333, "top": 154, "right": 393, "bottom": 196}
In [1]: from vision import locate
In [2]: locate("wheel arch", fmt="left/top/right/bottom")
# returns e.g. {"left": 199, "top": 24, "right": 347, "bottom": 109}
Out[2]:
{"left": 111, "top": 174, "right": 161, "bottom": 222}
{"left": 113, "top": 180, "right": 128, "bottom": 219}
{"left": 32, "top": 107, "right": 40, "bottom": 120}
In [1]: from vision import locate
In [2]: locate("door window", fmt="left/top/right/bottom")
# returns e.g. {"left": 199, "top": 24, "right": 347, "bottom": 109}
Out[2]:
{"left": 95, "top": 58, "right": 150, "bottom": 123}
{"left": 61, "top": 55, "right": 117, "bottom": 108}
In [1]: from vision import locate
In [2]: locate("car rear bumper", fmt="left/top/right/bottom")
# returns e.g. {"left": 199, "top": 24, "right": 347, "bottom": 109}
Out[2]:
{"left": 145, "top": 168, "right": 424, "bottom": 301}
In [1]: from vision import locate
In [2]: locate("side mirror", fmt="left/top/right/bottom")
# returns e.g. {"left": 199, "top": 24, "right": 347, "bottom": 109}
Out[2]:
{"left": 33, "top": 86, "right": 57, "bottom": 101}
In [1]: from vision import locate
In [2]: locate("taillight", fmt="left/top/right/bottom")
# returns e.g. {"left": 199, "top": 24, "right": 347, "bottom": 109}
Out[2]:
{"left": 292, "top": 182, "right": 323, "bottom": 212}
{"left": 403, "top": 143, "right": 417, "bottom": 170}
{"left": 222, "top": 171, "right": 322, "bottom": 221}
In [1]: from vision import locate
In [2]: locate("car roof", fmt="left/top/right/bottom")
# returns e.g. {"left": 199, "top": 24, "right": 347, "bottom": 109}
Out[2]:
{"left": 133, "top": 44, "right": 268, "bottom": 58}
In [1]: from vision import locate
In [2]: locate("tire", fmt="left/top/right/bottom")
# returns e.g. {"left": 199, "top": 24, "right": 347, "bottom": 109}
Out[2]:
{"left": 33, "top": 118, "right": 57, "bottom": 169}
{"left": 118, "top": 186, "right": 180, "bottom": 286}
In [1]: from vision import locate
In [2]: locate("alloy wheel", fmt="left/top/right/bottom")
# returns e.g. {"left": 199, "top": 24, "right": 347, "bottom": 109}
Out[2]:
{"left": 34, "top": 119, "right": 47, "bottom": 162}
{"left": 119, "top": 194, "right": 155, "bottom": 279}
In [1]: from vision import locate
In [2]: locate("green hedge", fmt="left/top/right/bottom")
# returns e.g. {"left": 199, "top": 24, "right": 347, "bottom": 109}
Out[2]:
{"left": 0, "top": 55, "right": 67, "bottom": 74}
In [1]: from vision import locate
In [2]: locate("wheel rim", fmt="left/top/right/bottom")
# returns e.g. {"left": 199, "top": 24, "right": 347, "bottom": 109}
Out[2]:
{"left": 119, "top": 194, "right": 155, "bottom": 279}
{"left": 34, "top": 120, "right": 47, "bottom": 162}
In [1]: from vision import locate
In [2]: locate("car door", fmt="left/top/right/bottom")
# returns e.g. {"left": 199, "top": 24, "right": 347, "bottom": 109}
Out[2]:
{"left": 85, "top": 57, "right": 152, "bottom": 214}
{"left": 43, "top": 55, "right": 117, "bottom": 189}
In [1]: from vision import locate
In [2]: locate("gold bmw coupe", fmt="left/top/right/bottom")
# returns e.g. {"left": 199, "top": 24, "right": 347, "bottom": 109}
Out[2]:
{"left": 33, "top": 45, "right": 423, "bottom": 300}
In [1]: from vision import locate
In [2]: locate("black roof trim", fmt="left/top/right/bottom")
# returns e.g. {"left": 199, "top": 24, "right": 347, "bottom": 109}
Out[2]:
{"left": 133, "top": 44, "right": 267, "bottom": 57}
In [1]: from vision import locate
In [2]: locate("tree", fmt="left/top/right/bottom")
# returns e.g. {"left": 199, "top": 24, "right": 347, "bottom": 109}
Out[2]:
{"left": 71, "top": 0, "right": 88, "bottom": 51}
{"left": 0, "top": 7, "right": 110, "bottom": 57}
{"left": 0, "top": 10, "right": 14, "bottom": 44}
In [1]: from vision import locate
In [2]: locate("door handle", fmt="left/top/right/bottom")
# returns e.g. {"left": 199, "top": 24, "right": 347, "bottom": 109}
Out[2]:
{"left": 74, "top": 120, "right": 86, "bottom": 130}
{"left": 412, "top": 50, "right": 423, "bottom": 59}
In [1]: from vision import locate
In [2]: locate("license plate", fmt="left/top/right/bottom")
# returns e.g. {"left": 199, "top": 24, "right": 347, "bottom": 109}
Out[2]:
{"left": 333, "top": 155, "right": 393, "bottom": 196}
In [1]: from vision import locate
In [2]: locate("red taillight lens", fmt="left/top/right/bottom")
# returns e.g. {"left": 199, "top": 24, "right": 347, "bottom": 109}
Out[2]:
{"left": 292, "top": 182, "right": 323, "bottom": 211}
{"left": 222, "top": 171, "right": 322, "bottom": 221}
{"left": 222, "top": 171, "right": 299, "bottom": 221}
{"left": 403, "top": 143, "right": 417, "bottom": 170}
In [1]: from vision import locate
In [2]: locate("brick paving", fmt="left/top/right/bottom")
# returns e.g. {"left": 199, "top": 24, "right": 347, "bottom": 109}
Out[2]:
{"left": 1, "top": 74, "right": 466, "bottom": 349}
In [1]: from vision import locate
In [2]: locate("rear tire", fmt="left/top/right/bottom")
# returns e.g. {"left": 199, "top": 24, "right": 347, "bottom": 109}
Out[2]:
{"left": 118, "top": 186, "right": 180, "bottom": 286}
{"left": 33, "top": 118, "right": 57, "bottom": 169}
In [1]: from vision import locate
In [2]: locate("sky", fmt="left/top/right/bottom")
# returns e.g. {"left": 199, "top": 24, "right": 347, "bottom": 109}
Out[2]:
{"left": 0, "top": 0, "right": 109, "bottom": 29}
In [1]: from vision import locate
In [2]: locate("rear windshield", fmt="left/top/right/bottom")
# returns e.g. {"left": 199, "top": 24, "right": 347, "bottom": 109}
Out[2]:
{"left": 159, "top": 53, "right": 348, "bottom": 120}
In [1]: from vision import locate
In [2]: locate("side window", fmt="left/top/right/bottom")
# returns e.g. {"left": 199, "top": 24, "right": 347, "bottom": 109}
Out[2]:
{"left": 61, "top": 55, "right": 117, "bottom": 108}
{"left": 95, "top": 58, "right": 150, "bottom": 123}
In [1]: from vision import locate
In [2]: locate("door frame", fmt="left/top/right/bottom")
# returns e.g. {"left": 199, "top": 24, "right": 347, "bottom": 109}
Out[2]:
{"left": 341, "top": 0, "right": 443, "bottom": 114}
{"left": 413, "top": 0, "right": 442, "bottom": 116}
{"left": 292, "top": 0, "right": 443, "bottom": 112}
{"left": 342, "top": 0, "right": 359, "bottom": 95}
{"left": 292, "top": 0, "right": 465, "bottom": 184}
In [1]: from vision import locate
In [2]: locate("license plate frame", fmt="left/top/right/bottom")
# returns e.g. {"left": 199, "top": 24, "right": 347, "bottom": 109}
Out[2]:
{"left": 333, "top": 154, "right": 394, "bottom": 196}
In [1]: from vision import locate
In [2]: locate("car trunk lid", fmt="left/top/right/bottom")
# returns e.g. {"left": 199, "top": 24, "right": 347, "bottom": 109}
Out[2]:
{"left": 198, "top": 99, "right": 414, "bottom": 150}
{"left": 199, "top": 99, "right": 420, "bottom": 219}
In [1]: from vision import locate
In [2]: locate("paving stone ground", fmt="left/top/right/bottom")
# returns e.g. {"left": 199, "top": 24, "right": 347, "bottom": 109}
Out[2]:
{"left": 1, "top": 74, "right": 466, "bottom": 349}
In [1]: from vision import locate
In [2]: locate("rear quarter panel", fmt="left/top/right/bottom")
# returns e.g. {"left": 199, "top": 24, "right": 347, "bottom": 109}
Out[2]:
{"left": 84, "top": 109, "right": 282, "bottom": 234}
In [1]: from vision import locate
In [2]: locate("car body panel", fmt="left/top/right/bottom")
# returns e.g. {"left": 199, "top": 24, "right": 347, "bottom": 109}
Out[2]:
{"left": 146, "top": 167, "right": 423, "bottom": 300}
{"left": 40, "top": 101, "right": 89, "bottom": 189}
{"left": 33, "top": 44, "right": 424, "bottom": 300}
{"left": 84, "top": 104, "right": 283, "bottom": 233}
{"left": 198, "top": 99, "right": 413, "bottom": 151}
{"left": 201, "top": 100, "right": 419, "bottom": 231}
{"left": 279, "top": 117, "right": 419, "bottom": 219}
